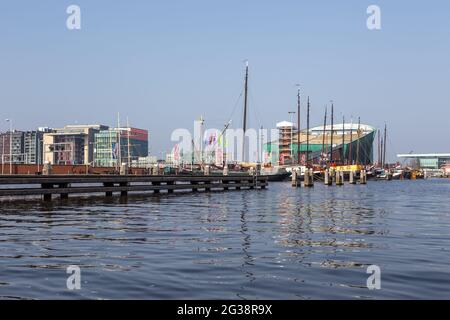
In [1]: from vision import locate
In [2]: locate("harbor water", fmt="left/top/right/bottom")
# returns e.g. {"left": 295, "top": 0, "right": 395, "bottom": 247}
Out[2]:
{"left": 0, "top": 179, "right": 449, "bottom": 299}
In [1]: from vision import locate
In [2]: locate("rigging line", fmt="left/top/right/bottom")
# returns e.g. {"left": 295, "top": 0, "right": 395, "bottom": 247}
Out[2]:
{"left": 226, "top": 89, "right": 244, "bottom": 126}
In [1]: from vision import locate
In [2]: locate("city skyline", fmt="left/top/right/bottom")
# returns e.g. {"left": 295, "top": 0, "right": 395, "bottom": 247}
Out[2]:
{"left": 1, "top": 1, "right": 449, "bottom": 161}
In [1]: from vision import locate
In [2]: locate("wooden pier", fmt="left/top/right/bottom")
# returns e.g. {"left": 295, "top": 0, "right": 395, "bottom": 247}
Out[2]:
{"left": 0, "top": 174, "right": 268, "bottom": 201}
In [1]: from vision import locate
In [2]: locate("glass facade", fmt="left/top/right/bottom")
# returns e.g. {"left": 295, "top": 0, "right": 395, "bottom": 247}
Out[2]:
{"left": 94, "top": 128, "right": 148, "bottom": 167}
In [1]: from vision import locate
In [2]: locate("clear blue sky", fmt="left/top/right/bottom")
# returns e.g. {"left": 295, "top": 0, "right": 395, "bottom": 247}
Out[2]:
{"left": 1, "top": 0, "right": 449, "bottom": 160}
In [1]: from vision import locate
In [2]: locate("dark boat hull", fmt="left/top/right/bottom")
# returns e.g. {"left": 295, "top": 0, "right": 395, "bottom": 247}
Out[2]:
{"left": 267, "top": 172, "right": 292, "bottom": 181}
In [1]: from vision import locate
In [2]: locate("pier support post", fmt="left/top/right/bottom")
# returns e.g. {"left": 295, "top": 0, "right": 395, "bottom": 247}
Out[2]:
{"left": 223, "top": 180, "right": 229, "bottom": 190}
{"left": 41, "top": 183, "right": 53, "bottom": 201}
{"left": 120, "top": 182, "right": 129, "bottom": 197}
{"left": 59, "top": 183, "right": 69, "bottom": 199}
{"left": 191, "top": 181, "right": 198, "bottom": 192}
{"left": 360, "top": 170, "right": 367, "bottom": 184}
{"left": 153, "top": 181, "right": 161, "bottom": 193}
{"left": 292, "top": 170, "right": 300, "bottom": 187}
{"left": 104, "top": 182, "right": 114, "bottom": 197}
{"left": 304, "top": 169, "right": 314, "bottom": 187}
{"left": 349, "top": 171, "right": 356, "bottom": 184}
{"left": 324, "top": 169, "right": 332, "bottom": 186}
{"left": 335, "top": 171, "right": 343, "bottom": 186}
{"left": 167, "top": 181, "right": 175, "bottom": 193}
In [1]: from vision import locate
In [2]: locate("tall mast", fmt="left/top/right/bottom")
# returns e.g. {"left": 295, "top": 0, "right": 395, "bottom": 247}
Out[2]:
{"left": 330, "top": 102, "right": 334, "bottom": 164}
{"left": 377, "top": 129, "right": 381, "bottom": 166}
{"left": 296, "top": 86, "right": 301, "bottom": 165}
{"left": 127, "top": 117, "right": 131, "bottom": 166}
{"left": 342, "top": 116, "right": 345, "bottom": 164}
{"left": 242, "top": 61, "right": 249, "bottom": 163}
{"left": 117, "top": 112, "right": 121, "bottom": 168}
{"left": 380, "top": 138, "right": 384, "bottom": 168}
{"left": 383, "top": 123, "right": 387, "bottom": 168}
{"left": 306, "top": 96, "right": 310, "bottom": 166}
{"left": 348, "top": 117, "right": 353, "bottom": 165}
{"left": 321, "top": 106, "right": 327, "bottom": 166}
{"left": 356, "top": 117, "right": 361, "bottom": 165}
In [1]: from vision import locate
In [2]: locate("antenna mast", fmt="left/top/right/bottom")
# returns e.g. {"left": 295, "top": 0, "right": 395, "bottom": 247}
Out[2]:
{"left": 242, "top": 61, "right": 249, "bottom": 163}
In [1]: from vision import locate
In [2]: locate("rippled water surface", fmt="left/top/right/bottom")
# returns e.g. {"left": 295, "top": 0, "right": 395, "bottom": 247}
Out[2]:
{"left": 1, "top": 179, "right": 449, "bottom": 299}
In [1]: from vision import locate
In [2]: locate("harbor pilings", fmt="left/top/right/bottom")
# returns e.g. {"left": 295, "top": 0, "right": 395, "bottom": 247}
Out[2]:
{"left": 335, "top": 171, "right": 344, "bottom": 186}
{"left": 304, "top": 169, "right": 314, "bottom": 187}
{"left": 360, "top": 170, "right": 367, "bottom": 184}
{"left": 292, "top": 170, "right": 300, "bottom": 187}
{"left": 324, "top": 169, "right": 332, "bottom": 186}
{"left": 349, "top": 171, "right": 356, "bottom": 184}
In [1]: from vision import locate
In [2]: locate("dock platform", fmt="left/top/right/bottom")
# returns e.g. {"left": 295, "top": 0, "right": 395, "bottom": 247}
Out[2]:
{"left": 0, "top": 174, "right": 268, "bottom": 201}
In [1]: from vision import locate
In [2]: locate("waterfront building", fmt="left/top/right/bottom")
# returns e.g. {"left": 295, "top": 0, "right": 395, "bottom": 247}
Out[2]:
{"left": 264, "top": 122, "right": 376, "bottom": 165}
{"left": 397, "top": 153, "right": 450, "bottom": 170}
{"left": 23, "top": 128, "right": 53, "bottom": 165}
{"left": 43, "top": 124, "right": 108, "bottom": 165}
{"left": 131, "top": 156, "right": 158, "bottom": 168}
{"left": 276, "top": 121, "right": 297, "bottom": 165}
{"left": 0, "top": 131, "right": 25, "bottom": 164}
{"left": 94, "top": 127, "right": 148, "bottom": 167}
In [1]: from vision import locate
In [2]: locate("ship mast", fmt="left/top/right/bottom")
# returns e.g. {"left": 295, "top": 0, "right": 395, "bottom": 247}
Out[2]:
{"left": 242, "top": 61, "right": 249, "bottom": 163}
{"left": 296, "top": 86, "right": 301, "bottom": 165}
{"left": 383, "top": 123, "right": 387, "bottom": 168}
{"left": 348, "top": 117, "right": 353, "bottom": 165}
{"left": 356, "top": 117, "right": 361, "bottom": 165}
{"left": 377, "top": 129, "right": 381, "bottom": 167}
{"left": 330, "top": 101, "right": 334, "bottom": 164}
{"left": 321, "top": 106, "right": 327, "bottom": 166}
{"left": 342, "top": 116, "right": 345, "bottom": 164}
{"left": 306, "top": 96, "right": 310, "bottom": 167}
{"left": 127, "top": 117, "right": 131, "bottom": 167}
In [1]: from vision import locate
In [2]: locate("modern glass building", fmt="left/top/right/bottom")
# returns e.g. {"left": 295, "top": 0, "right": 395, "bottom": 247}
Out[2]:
{"left": 397, "top": 153, "right": 450, "bottom": 169}
{"left": 94, "top": 127, "right": 148, "bottom": 167}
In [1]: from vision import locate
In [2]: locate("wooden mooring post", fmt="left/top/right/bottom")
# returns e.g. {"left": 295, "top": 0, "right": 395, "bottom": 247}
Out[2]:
{"left": 292, "top": 170, "right": 300, "bottom": 187}
{"left": 304, "top": 169, "right": 314, "bottom": 187}
{"left": 335, "top": 171, "right": 344, "bottom": 186}
{"left": 324, "top": 169, "right": 332, "bottom": 186}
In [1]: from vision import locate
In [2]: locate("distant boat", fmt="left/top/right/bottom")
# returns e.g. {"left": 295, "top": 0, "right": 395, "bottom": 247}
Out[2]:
{"left": 261, "top": 166, "right": 292, "bottom": 181}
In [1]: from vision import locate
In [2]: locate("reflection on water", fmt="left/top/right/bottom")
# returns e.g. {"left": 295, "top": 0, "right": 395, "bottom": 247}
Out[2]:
{"left": 0, "top": 180, "right": 450, "bottom": 299}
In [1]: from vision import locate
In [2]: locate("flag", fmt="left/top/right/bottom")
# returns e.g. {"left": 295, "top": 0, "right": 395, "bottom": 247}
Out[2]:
{"left": 173, "top": 144, "right": 180, "bottom": 161}
{"left": 112, "top": 142, "right": 118, "bottom": 159}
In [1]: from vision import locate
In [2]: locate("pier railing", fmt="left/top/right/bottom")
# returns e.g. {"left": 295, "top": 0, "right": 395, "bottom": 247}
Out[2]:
{"left": 0, "top": 174, "right": 268, "bottom": 201}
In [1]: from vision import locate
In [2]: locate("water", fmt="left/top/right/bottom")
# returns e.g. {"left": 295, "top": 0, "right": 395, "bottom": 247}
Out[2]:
{"left": 0, "top": 179, "right": 449, "bottom": 299}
